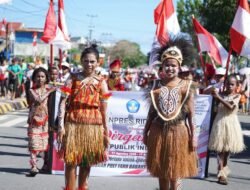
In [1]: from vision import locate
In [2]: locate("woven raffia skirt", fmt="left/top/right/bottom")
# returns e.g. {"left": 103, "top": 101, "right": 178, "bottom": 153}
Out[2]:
{"left": 146, "top": 121, "right": 198, "bottom": 179}
{"left": 61, "top": 122, "right": 107, "bottom": 166}
{"left": 208, "top": 114, "right": 245, "bottom": 153}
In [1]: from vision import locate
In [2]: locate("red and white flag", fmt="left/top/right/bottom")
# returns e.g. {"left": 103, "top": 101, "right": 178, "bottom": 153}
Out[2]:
{"left": 192, "top": 17, "right": 228, "bottom": 67}
{"left": 149, "top": 0, "right": 180, "bottom": 65}
{"left": 230, "top": 0, "right": 250, "bottom": 57}
{"left": 41, "top": 0, "right": 70, "bottom": 50}
{"left": 58, "top": 0, "right": 70, "bottom": 41}
{"left": 32, "top": 32, "right": 38, "bottom": 56}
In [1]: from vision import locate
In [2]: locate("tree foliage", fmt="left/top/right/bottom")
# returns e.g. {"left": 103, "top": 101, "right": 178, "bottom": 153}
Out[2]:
{"left": 177, "top": 0, "right": 203, "bottom": 34}
{"left": 177, "top": 0, "right": 238, "bottom": 50}
{"left": 201, "top": 0, "right": 237, "bottom": 49}
{"left": 105, "top": 40, "right": 147, "bottom": 68}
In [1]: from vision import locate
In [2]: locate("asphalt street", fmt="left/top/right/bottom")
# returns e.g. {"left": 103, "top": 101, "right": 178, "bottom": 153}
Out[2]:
{"left": 0, "top": 110, "right": 249, "bottom": 190}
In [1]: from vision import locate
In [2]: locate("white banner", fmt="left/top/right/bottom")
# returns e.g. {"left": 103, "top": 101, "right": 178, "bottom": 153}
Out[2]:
{"left": 52, "top": 92, "right": 212, "bottom": 178}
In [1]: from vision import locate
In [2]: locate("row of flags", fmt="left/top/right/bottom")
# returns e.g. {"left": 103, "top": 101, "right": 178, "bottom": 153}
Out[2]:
{"left": 150, "top": 0, "right": 250, "bottom": 69}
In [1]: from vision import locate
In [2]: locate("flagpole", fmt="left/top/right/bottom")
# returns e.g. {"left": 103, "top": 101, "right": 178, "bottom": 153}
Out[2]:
{"left": 223, "top": 46, "right": 232, "bottom": 91}
{"left": 58, "top": 0, "right": 62, "bottom": 71}
{"left": 50, "top": 44, "right": 53, "bottom": 67}
{"left": 191, "top": 15, "right": 208, "bottom": 86}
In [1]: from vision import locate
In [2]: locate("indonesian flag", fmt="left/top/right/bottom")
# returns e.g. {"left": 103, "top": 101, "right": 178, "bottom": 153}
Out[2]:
{"left": 58, "top": 0, "right": 70, "bottom": 41}
{"left": 192, "top": 17, "right": 228, "bottom": 67}
{"left": 230, "top": 0, "right": 250, "bottom": 56}
{"left": 33, "top": 32, "right": 38, "bottom": 55}
{"left": 41, "top": 0, "right": 70, "bottom": 50}
{"left": 154, "top": 0, "right": 180, "bottom": 45}
{"left": 149, "top": 0, "right": 180, "bottom": 65}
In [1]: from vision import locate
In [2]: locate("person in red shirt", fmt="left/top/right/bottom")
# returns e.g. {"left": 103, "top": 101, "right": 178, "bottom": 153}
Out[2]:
{"left": 107, "top": 59, "right": 125, "bottom": 91}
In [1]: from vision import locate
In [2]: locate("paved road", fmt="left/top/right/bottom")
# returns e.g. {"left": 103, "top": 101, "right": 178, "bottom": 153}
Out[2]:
{"left": 0, "top": 110, "right": 250, "bottom": 190}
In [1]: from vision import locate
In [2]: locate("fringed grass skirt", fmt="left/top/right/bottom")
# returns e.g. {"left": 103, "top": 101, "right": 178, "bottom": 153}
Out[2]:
{"left": 146, "top": 122, "right": 198, "bottom": 179}
{"left": 61, "top": 122, "right": 106, "bottom": 166}
{"left": 208, "top": 114, "right": 245, "bottom": 153}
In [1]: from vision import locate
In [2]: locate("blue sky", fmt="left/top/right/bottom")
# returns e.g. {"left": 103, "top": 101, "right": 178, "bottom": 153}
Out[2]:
{"left": 0, "top": 0, "right": 179, "bottom": 54}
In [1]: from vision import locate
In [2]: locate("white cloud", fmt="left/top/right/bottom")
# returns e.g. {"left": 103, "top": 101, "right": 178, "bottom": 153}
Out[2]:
{"left": 0, "top": 0, "right": 12, "bottom": 5}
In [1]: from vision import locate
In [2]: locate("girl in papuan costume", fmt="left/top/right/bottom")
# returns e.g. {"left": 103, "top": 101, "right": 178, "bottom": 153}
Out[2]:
{"left": 144, "top": 35, "right": 198, "bottom": 190}
{"left": 58, "top": 45, "right": 111, "bottom": 190}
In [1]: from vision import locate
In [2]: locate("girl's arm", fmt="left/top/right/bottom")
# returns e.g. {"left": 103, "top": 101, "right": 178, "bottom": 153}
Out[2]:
{"left": 100, "top": 79, "right": 112, "bottom": 149}
{"left": 187, "top": 90, "right": 197, "bottom": 151}
{"left": 143, "top": 105, "right": 156, "bottom": 145}
{"left": 212, "top": 90, "right": 238, "bottom": 110}
{"left": 30, "top": 87, "right": 55, "bottom": 104}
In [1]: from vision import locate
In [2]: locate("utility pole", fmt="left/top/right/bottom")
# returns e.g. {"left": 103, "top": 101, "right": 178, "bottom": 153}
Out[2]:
{"left": 87, "top": 14, "right": 97, "bottom": 45}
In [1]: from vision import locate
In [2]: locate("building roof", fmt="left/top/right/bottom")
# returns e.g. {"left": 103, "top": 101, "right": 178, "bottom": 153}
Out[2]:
{"left": 0, "top": 22, "right": 24, "bottom": 38}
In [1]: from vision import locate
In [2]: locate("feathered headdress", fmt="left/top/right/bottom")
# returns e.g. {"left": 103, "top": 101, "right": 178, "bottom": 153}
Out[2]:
{"left": 156, "top": 34, "right": 197, "bottom": 66}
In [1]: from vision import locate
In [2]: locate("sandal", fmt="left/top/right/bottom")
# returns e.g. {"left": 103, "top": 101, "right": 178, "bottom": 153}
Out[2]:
{"left": 26, "top": 167, "right": 39, "bottom": 177}
{"left": 218, "top": 176, "right": 228, "bottom": 185}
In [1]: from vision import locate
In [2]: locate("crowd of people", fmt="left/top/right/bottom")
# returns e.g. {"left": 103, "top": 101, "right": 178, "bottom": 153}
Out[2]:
{"left": 0, "top": 35, "right": 248, "bottom": 190}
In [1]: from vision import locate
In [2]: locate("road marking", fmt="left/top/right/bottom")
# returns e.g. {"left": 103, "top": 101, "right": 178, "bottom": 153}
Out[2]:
{"left": 1, "top": 117, "right": 27, "bottom": 127}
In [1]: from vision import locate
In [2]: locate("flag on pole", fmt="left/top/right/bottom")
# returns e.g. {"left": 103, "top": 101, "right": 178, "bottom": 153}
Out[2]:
{"left": 32, "top": 32, "right": 38, "bottom": 56}
{"left": 230, "top": 0, "right": 250, "bottom": 56}
{"left": 192, "top": 17, "right": 229, "bottom": 67}
{"left": 58, "top": 0, "right": 70, "bottom": 41}
{"left": 41, "top": 0, "right": 70, "bottom": 50}
{"left": 149, "top": 0, "right": 180, "bottom": 65}
{"left": 154, "top": 0, "right": 180, "bottom": 45}
{"left": 41, "top": 1, "right": 57, "bottom": 43}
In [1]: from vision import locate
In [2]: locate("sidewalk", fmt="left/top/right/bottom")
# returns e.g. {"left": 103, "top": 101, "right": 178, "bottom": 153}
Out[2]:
{"left": 0, "top": 97, "right": 28, "bottom": 114}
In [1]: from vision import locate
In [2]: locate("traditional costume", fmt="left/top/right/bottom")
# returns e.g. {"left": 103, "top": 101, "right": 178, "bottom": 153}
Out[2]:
{"left": 27, "top": 86, "right": 51, "bottom": 170}
{"left": 208, "top": 94, "right": 245, "bottom": 153}
{"left": 107, "top": 59, "right": 125, "bottom": 91}
{"left": 144, "top": 36, "right": 198, "bottom": 180}
{"left": 59, "top": 73, "right": 111, "bottom": 166}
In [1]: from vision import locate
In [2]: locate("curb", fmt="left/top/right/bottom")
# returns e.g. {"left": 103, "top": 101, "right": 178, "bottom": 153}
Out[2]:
{"left": 0, "top": 98, "right": 28, "bottom": 115}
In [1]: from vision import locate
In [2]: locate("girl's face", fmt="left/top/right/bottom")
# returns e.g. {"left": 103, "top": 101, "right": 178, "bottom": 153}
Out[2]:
{"left": 81, "top": 53, "right": 99, "bottom": 75}
{"left": 226, "top": 77, "right": 237, "bottom": 93}
{"left": 162, "top": 58, "right": 180, "bottom": 79}
{"left": 35, "top": 71, "right": 47, "bottom": 86}
{"left": 50, "top": 69, "right": 58, "bottom": 82}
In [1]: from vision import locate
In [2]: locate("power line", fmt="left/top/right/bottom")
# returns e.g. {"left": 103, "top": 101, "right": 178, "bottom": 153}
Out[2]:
{"left": 20, "top": 0, "right": 47, "bottom": 9}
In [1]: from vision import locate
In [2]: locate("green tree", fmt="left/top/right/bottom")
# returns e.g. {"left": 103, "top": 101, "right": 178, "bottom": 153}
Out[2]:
{"left": 201, "top": 0, "right": 237, "bottom": 49}
{"left": 177, "top": 0, "right": 203, "bottom": 34}
{"left": 105, "top": 40, "right": 147, "bottom": 68}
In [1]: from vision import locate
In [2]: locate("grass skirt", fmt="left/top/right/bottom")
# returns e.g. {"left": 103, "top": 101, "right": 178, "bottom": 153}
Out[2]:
{"left": 146, "top": 121, "right": 198, "bottom": 179}
{"left": 208, "top": 113, "right": 245, "bottom": 153}
{"left": 61, "top": 122, "right": 106, "bottom": 166}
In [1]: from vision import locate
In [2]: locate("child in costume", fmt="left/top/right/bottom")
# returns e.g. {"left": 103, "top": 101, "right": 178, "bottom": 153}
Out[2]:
{"left": 27, "top": 67, "right": 55, "bottom": 176}
{"left": 107, "top": 59, "right": 125, "bottom": 91}
{"left": 208, "top": 75, "right": 245, "bottom": 185}
{"left": 58, "top": 45, "right": 111, "bottom": 190}
{"left": 143, "top": 36, "right": 198, "bottom": 190}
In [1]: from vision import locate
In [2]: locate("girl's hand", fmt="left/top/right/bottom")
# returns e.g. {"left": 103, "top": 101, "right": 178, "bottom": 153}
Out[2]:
{"left": 103, "top": 129, "right": 109, "bottom": 149}
{"left": 57, "top": 129, "right": 65, "bottom": 145}
{"left": 189, "top": 137, "right": 197, "bottom": 151}
{"left": 103, "top": 135, "right": 109, "bottom": 149}
{"left": 211, "top": 88, "right": 219, "bottom": 98}
{"left": 49, "top": 87, "right": 56, "bottom": 93}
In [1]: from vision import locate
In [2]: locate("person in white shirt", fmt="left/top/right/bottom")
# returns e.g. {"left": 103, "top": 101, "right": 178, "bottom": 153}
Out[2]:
{"left": 203, "top": 67, "right": 226, "bottom": 94}
{"left": 61, "top": 61, "right": 71, "bottom": 83}
{"left": 0, "top": 59, "right": 8, "bottom": 97}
